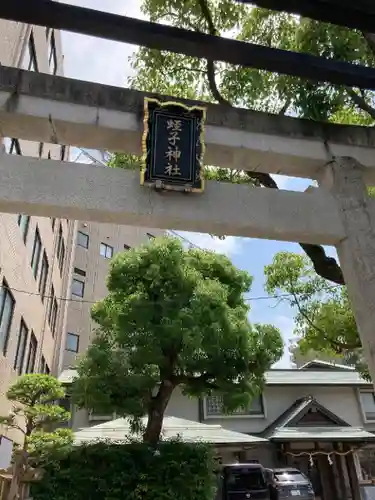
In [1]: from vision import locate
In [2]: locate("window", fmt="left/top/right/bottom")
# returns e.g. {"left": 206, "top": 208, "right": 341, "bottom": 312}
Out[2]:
{"left": 22, "top": 32, "right": 38, "bottom": 72}
{"left": 48, "top": 285, "right": 55, "bottom": 326}
{"left": 6, "top": 139, "right": 22, "bottom": 155}
{"left": 89, "top": 410, "right": 115, "bottom": 422}
{"left": 58, "top": 398, "right": 72, "bottom": 428}
{"left": 360, "top": 391, "right": 375, "bottom": 421}
{"left": 72, "top": 279, "right": 84, "bottom": 298}
{"left": 25, "top": 332, "right": 37, "bottom": 374}
{"left": 31, "top": 228, "right": 42, "bottom": 278}
{"left": 74, "top": 267, "right": 86, "bottom": 277}
{"left": 38, "top": 142, "right": 44, "bottom": 158}
{"left": 100, "top": 243, "right": 113, "bottom": 259}
{"left": 57, "top": 224, "right": 65, "bottom": 273}
{"left": 60, "top": 145, "right": 67, "bottom": 161}
{"left": 226, "top": 469, "right": 266, "bottom": 492}
{"left": 14, "top": 319, "right": 29, "bottom": 375}
{"left": 0, "top": 282, "right": 15, "bottom": 355}
{"left": 40, "top": 356, "right": 51, "bottom": 375}
{"left": 66, "top": 333, "right": 79, "bottom": 353}
{"left": 205, "top": 395, "right": 264, "bottom": 418}
{"left": 17, "top": 214, "right": 30, "bottom": 243}
{"left": 77, "top": 231, "right": 89, "bottom": 249}
{"left": 50, "top": 297, "right": 58, "bottom": 337}
{"left": 38, "top": 251, "right": 49, "bottom": 302}
{"left": 48, "top": 31, "right": 57, "bottom": 75}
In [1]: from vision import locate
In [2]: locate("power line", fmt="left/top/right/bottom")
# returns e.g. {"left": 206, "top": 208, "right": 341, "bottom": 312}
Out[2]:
{"left": 5, "top": 284, "right": 340, "bottom": 306}
{"left": 168, "top": 229, "right": 200, "bottom": 249}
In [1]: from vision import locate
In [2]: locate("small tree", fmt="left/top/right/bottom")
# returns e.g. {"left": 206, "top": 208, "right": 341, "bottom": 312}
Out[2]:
{"left": 73, "top": 236, "right": 283, "bottom": 445}
{"left": 264, "top": 252, "right": 368, "bottom": 377}
{"left": 0, "top": 374, "right": 73, "bottom": 500}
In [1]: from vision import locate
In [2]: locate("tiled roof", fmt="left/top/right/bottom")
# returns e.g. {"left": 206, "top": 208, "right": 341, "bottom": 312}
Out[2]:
{"left": 73, "top": 416, "right": 268, "bottom": 446}
{"left": 58, "top": 368, "right": 371, "bottom": 386}
{"left": 265, "top": 369, "right": 369, "bottom": 386}
{"left": 263, "top": 396, "right": 375, "bottom": 442}
{"left": 298, "top": 360, "right": 355, "bottom": 370}
{"left": 263, "top": 396, "right": 350, "bottom": 437}
{"left": 269, "top": 426, "right": 375, "bottom": 442}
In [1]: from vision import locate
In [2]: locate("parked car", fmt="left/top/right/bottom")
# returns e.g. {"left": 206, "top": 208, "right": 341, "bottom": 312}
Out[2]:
{"left": 216, "top": 463, "right": 271, "bottom": 500}
{"left": 265, "top": 468, "right": 315, "bottom": 499}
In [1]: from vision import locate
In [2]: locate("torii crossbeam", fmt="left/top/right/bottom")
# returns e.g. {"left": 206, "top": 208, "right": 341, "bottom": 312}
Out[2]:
{"left": 1, "top": 66, "right": 375, "bottom": 384}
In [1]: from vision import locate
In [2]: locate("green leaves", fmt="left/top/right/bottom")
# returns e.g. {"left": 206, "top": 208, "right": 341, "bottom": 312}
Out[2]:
{"left": 6, "top": 373, "right": 66, "bottom": 406}
{"left": 73, "top": 236, "right": 283, "bottom": 440}
{"left": 128, "top": 1, "right": 375, "bottom": 124}
{"left": 265, "top": 252, "right": 364, "bottom": 375}
{"left": 31, "top": 441, "right": 217, "bottom": 500}
{"left": 0, "top": 374, "right": 72, "bottom": 470}
{"left": 27, "top": 428, "right": 74, "bottom": 466}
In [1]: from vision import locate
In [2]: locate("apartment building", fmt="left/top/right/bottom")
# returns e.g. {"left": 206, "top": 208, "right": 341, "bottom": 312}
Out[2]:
{"left": 0, "top": 20, "right": 165, "bottom": 447}
{"left": 0, "top": 20, "right": 76, "bottom": 444}
{"left": 61, "top": 222, "right": 165, "bottom": 371}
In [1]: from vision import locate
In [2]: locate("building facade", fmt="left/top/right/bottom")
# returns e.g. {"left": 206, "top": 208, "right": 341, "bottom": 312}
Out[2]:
{"left": 60, "top": 222, "right": 165, "bottom": 371}
{"left": 60, "top": 361, "right": 375, "bottom": 500}
{"left": 0, "top": 20, "right": 75, "bottom": 444}
{"left": 0, "top": 21, "right": 165, "bottom": 449}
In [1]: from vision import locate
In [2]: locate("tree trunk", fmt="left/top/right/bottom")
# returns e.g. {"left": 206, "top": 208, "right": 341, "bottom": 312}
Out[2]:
{"left": 143, "top": 381, "right": 174, "bottom": 446}
{"left": 7, "top": 449, "right": 27, "bottom": 500}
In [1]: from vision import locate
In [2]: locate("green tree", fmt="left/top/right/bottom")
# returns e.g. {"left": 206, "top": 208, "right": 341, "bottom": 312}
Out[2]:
{"left": 109, "top": 0, "right": 375, "bottom": 287}
{"left": 0, "top": 374, "right": 73, "bottom": 500}
{"left": 264, "top": 252, "right": 369, "bottom": 377}
{"left": 73, "top": 236, "right": 283, "bottom": 445}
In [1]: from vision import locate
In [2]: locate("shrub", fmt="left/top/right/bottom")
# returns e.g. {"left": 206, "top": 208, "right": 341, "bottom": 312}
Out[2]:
{"left": 31, "top": 440, "right": 216, "bottom": 500}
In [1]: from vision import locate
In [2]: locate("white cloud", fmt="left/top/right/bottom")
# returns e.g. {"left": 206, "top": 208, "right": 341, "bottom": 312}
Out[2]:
{"left": 60, "top": 0, "right": 143, "bottom": 85}
{"left": 174, "top": 231, "right": 243, "bottom": 257}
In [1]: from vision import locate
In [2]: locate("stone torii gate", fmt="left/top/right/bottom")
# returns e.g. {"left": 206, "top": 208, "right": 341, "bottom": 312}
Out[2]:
{"left": 1, "top": 65, "right": 375, "bottom": 382}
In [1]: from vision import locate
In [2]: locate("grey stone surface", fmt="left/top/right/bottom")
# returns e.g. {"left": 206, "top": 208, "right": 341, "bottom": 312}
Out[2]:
{"left": 0, "top": 153, "right": 346, "bottom": 245}
{"left": 2, "top": 66, "right": 375, "bottom": 181}
{"left": 0, "top": 65, "right": 374, "bottom": 146}
{"left": 320, "top": 156, "right": 375, "bottom": 386}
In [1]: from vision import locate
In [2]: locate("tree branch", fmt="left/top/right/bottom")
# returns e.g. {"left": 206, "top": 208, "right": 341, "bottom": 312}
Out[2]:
{"left": 206, "top": 60, "right": 231, "bottom": 105}
{"left": 362, "top": 32, "right": 375, "bottom": 56}
{"left": 299, "top": 244, "right": 345, "bottom": 285}
{"left": 345, "top": 32, "right": 375, "bottom": 118}
{"left": 346, "top": 87, "right": 375, "bottom": 120}
{"left": 279, "top": 97, "right": 291, "bottom": 115}
{"left": 198, "top": 0, "right": 217, "bottom": 35}
{"left": 289, "top": 283, "right": 360, "bottom": 352}
{"left": 196, "top": 0, "right": 346, "bottom": 287}
{"left": 175, "top": 372, "right": 219, "bottom": 390}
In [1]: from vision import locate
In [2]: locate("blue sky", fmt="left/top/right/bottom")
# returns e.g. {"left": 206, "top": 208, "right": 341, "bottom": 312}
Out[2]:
{"left": 60, "top": 0, "right": 335, "bottom": 367}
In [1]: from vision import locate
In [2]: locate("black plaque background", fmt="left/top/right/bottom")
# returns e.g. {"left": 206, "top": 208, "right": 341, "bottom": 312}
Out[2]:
{"left": 142, "top": 99, "right": 205, "bottom": 191}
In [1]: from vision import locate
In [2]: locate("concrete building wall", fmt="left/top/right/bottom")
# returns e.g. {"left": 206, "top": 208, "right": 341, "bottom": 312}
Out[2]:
{"left": 0, "top": 21, "right": 75, "bottom": 444}
{"left": 201, "top": 385, "right": 364, "bottom": 434}
{"left": 61, "top": 221, "right": 165, "bottom": 371}
{"left": 68, "top": 380, "right": 365, "bottom": 436}
{"left": 0, "top": 20, "right": 167, "bottom": 444}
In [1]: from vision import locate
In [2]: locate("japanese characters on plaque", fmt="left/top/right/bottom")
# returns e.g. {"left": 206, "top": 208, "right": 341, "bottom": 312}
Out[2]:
{"left": 141, "top": 98, "right": 206, "bottom": 192}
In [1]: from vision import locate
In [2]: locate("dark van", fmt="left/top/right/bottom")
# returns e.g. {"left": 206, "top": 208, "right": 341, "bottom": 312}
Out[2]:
{"left": 217, "top": 463, "right": 271, "bottom": 500}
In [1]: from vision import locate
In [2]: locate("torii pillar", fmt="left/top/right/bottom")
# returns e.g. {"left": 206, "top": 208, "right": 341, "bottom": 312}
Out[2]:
{"left": 319, "top": 156, "right": 375, "bottom": 383}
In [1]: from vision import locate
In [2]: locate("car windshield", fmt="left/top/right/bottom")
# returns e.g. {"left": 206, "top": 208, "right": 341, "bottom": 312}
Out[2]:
{"left": 226, "top": 468, "right": 266, "bottom": 491}
{"left": 275, "top": 471, "right": 308, "bottom": 483}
